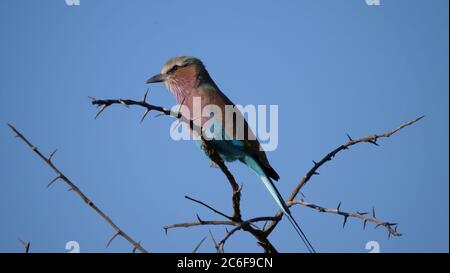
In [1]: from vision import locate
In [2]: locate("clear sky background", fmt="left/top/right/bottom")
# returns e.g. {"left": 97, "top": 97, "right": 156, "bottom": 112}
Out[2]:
{"left": 0, "top": 0, "right": 448, "bottom": 253}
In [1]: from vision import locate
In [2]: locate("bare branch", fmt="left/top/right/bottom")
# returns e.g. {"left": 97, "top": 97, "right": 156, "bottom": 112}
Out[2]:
{"left": 289, "top": 199, "right": 401, "bottom": 237}
{"left": 218, "top": 226, "right": 241, "bottom": 252}
{"left": 7, "top": 124, "right": 148, "bottom": 253}
{"left": 185, "top": 195, "right": 233, "bottom": 221}
{"left": 163, "top": 220, "right": 235, "bottom": 232}
{"left": 263, "top": 117, "right": 423, "bottom": 236}
{"left": 294, "top": 116, "right": 424, "bottom": 196}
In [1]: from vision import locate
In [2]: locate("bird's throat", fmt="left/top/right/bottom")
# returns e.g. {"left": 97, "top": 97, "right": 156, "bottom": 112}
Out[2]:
{"left": 167, "top": 65, "right": 199, "bottom": 104}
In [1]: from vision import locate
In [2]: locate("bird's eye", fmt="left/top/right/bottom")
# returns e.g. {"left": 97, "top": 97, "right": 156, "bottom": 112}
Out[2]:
{"left": 169, "top": 65, "right": 179, "bottom": 74}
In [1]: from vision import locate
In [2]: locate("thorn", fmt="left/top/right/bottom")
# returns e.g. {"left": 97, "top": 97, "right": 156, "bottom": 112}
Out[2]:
{"left": 142, "top": 88, "right": 149, "bottom": 102}
{"left": 47, "top": 175, "right": 61, "bottom": 188}
{"left": 95, "top": 104, "right": 108, "bottom": 119}
{"left": 342, "top": 216, "right": 348, "bottom": 228}
{"left": 262, "top": 221, "right": 268, "bottom": 231}
{"left": 48, "top": 149, "right": 58, "bottom": 161}
{"left": 164, "top": 227, "right": 168, "bottom": 235}
{"left": 312, "top": 160, "right": 318, "bottom": 165}
{"left": 140, "top": 109, "right": 151, "bottom": 123}
{"left": 88, "top": 96, "right": 97, "bottom": 101}
{"left": 170, "top": 119, "right": 182, "bottom": 133}
{"left": 18, "top": 238, "right": 30, "bottom": 253}
{"left": 313, "top": 172, "right": 320, "bottom": 175}
{"left": 347, "top": 134, "right": 353, "bottom": 141}
{"left": 357, "top": 211, "right": 368, "bottom": 215}
{"left": 238, "top": 183, "right": 244, "bottom": 193}
{"left": 154, "top": 113, "right": 165, "bottom": 118}
{"left": 388, "top": 231, "right": 391, "bottom": 239}
{"left": 175, "top": 97, "right": 186, "bottom": 116}
{"left": 337, "top": 202, "right": 342, "bottom": 211}
{"left": 118, "top": 99, "right": 130, "bottom": 108}
{"left": 372, "top": 207, "right": 376, "bottom": 218}
{"left": 196, "top": 214, "right": 204, "bottom": 224}
{"left": 375, "top": 223, "right": 382, "bottom": 229}
{"left": 132, "top": 241, "right": 141, "bottom": 253}
{"left": 192, "top": 236, "right": 207, "bottom": 253}
{"left": 363, "top": 220, "right": 367, "bottom": 230}
{"left": 179, "top": 97, "right": 186, "bottom": 108}
{"left": 368, "top": 140, "right": 379, "bottom": 146}
{"left": 106, "top": 232, "right": 121, "bottom": 248}
{"left": 208, "top": 229, "right": 221, "bottom": 253}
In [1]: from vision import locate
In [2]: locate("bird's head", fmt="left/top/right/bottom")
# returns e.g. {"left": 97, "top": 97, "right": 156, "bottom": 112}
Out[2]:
{"left": 146, "top": 56, "right": 205, "bottom": 93}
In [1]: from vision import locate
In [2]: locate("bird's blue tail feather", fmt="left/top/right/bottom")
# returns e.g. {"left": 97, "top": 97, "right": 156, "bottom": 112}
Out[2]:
{"left": 241, "top": 155, "right": 315, "bottom": 252}
{"left": 259, "top": 174, "right": 316, "bottom": 253}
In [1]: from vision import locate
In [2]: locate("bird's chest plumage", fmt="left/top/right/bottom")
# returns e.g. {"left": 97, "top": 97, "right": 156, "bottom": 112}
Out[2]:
{"left": 176, "top": 85, "right": 226, "bottom": 125}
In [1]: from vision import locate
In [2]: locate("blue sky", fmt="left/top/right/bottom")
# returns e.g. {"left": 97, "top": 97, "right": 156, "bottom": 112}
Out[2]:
{"left": 0, "top": 0, "right": 448, "bottom": 253}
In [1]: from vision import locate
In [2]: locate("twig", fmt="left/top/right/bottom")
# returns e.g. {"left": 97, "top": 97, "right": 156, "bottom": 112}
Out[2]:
{"left": 163, "top": 193, "right": 279, "bottom": 252}
{"left": 218, "top": 226, "right": 241, "bottom": 252}
{"left": 7, "top": 124, "right": 148, "bottom": 253}
{"left": 184, "top": 196, "right": 233, "bottom": 221}
{"left": 289, "top": 199, "right": 401, "bottom": 237}
{"left": 263, "top": 116, "right": 423, "bottom": 235}
{"left": 295, "top": 116, "right": 424, "bottom": 195}
{"left": 163, "top": 220, "right": 235, "bottom": 232}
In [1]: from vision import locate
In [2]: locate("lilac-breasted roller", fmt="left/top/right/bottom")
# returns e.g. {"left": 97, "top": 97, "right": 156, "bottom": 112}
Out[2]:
{"left": 146, "top": 56, "right": 315, "bottom": 252}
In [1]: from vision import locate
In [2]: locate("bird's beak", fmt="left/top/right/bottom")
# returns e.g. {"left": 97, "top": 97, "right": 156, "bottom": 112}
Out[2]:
{"left": 146, "top": 73, "right": 166, "bottom": 84}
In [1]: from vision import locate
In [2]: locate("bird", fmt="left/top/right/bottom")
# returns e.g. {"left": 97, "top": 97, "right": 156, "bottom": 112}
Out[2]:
{"left": 146, "top": 56, "right": 315, "bottom": 253}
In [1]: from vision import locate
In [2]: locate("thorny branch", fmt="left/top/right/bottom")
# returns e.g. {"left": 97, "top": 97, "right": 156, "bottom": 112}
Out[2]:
{"left": 7, "top": 124, "right": 148, "bottom": 253}
{"left": 263, "top": 116, "right": 424, "bottom": 236}
{"left": 289, "top": 200, "right": 401, "bottom": 237}
{"left": 294, "top": 115, "right": 425, "bottom": 195}
{"left": 91, "top": 90, "right": 422, "bottom": 252}
{"left": 91, "top": 91, "right": 276, "bottom": 252}
{"left": 91, "top": 90, "right": 243, "bottom": 221}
